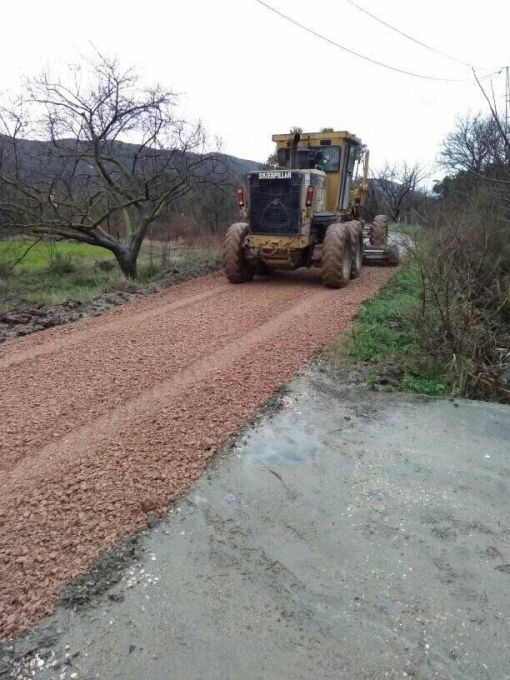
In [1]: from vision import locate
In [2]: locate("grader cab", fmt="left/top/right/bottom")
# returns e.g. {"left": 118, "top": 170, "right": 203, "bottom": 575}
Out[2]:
{"left": 223, "top": 129, "right": 397, "bottom": 288}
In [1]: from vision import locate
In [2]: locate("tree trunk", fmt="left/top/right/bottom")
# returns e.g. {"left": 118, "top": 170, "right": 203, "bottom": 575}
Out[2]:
{"left": 112, "top": 215, "right": 152, "bottom": 279}
{"left": 114, "top": 249, "right": 138, "bottom": 279}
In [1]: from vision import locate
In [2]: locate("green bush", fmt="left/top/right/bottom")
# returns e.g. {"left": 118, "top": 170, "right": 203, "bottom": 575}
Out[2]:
{"left": 401, "top": 373, "right": 446, "bottom": 396}
{"left": 332, "top": 209, "right": 509, "bottom": 402}
{"left": 68, "top": 274, "right": 103, "bottom": 288}
{"left": 47, "top": 251, "right": 77, "bottom": 275}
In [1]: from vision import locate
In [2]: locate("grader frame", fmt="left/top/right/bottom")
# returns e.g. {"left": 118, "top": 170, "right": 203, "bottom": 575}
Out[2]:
{"left": 223, "top": 129, "right": 396, "bottom": 288}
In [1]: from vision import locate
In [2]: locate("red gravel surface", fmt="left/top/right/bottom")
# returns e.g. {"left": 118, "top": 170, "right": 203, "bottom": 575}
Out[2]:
{"left": 0, "top": 267, "right": 393, "bottom": 638}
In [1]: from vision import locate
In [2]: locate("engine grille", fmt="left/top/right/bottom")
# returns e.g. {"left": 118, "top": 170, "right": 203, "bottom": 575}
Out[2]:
{"left": 249, "top": 174, "right": 302, "bottom": 234}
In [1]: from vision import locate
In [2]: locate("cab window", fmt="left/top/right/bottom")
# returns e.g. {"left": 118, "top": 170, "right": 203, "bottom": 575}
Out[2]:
{"left": 277, "top": 145, "right": 341, "bottom": 172}
{"left": 314, "top": 146, "right": 341, "bottom": 172}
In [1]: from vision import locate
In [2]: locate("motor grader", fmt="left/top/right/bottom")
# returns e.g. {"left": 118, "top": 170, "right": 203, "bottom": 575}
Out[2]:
{"left": 223, "top": 129, "right": 397, "bottom": 288}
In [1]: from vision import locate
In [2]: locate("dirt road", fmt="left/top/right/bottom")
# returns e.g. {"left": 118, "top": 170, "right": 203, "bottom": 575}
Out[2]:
{"left": 0, "top": 267, "right": 393, "bottom": 639}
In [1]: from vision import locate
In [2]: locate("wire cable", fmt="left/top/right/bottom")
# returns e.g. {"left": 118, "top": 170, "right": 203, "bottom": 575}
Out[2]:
{"left": 347, "top": 0, "right": 491, "bottom": 71}
{"left": 420, "top": 68, "right": 504, "bottom": 105}
{"left": 253, "top": 0, "right": 468, "bottom": 82}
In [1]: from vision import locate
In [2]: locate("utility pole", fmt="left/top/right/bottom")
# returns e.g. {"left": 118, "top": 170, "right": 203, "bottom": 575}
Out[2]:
{"left": 505, "top": 65, "right": 510, "bottom": 134}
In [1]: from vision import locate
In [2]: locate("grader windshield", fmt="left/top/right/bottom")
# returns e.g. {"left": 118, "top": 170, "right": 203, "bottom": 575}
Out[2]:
{"left": 277, "top": 146, "right": 341, "bottom": 172}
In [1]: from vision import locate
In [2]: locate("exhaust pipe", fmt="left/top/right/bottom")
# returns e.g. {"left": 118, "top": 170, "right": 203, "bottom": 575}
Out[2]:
{"left": 289, "top": 132, "right": 301, "bottom": 169}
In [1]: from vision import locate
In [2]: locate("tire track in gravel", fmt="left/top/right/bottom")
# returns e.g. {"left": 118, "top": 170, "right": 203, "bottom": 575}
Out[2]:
{"left": 0, "top": 275, "right": 322, "bottom": 470}
{"left": 0, "top": 267, "right": 394, "bottom": 638}
{"left": 0, "top": 285, "right": 222, "bottom": 370}
{"left": 1, "top": 286, "right": 339, "bottom": 491}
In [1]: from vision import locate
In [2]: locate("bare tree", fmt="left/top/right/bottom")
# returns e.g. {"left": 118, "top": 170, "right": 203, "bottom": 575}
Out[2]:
{"left": 472, "top": 69, "right": 510, "bottom": 161}
{"left": 370, "top": 162, "right": 426, "bottom": 221}
{"left": 0, "top": 53, "right": 224, "bottom": 278}
{"left": 440, "top": 113, "right": 508, "bottom": 176}
{"left": 263, "top": 150, "right": 278, "bottom": 169}
{"left": 437, "top": 112, "right": 510, "bottom": 210}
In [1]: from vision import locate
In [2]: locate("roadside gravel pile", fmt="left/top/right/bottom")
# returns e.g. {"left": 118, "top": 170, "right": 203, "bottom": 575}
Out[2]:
{"left": 0, "top": 268, "right": 393, "bottom": 638}
{"left": 0, "top": 293, "right": 142, "bottom": 343}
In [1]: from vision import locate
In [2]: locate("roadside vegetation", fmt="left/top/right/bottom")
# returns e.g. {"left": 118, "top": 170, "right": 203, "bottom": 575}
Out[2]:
{"left": 349, "top": 91, "right": 509, "bottom": 402}
{"left": 331, "top": 187, "right": 509, "bottom": 403}
{"left": 0, "top": 52, "right": 240, "bottom": 325}
{"left": 330, "top": 220, "right": 509, "bottom": 402}
{"left": 332, "top": 94, "right": 510, "bottom": 404}
{"left": 0, "top": 238, "right": 221, "bottom": 313}
{"left": 328, "top": 250, "right": 451, "bottom": 397}
{"left": 0, "top": 52, "right": 239, "bottom": 281}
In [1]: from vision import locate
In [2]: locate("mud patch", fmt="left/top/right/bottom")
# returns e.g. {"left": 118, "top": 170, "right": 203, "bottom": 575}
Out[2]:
{"left": 56, "top": 533, "right": 143, "bottom": 610}
{"left": 211, "top": 383, "right": 292, "bottom": 463}
{"left": 0, "top": 293, "right": 142, "bottom": 343}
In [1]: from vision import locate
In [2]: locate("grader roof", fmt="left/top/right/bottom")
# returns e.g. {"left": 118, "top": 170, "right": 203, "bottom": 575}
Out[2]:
{"left": 272, "top": 130, "right": 362, "bottom": 146}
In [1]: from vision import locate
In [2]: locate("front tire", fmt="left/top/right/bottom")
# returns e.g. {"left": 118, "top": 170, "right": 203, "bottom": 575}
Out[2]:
{"left": 321, "top": 223, "right": 351, "bottom": 289}
{"left": 223, "top": 223, "right": 254, "bottom": 283}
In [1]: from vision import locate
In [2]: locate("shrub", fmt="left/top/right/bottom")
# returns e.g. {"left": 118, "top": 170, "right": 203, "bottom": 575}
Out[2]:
{"left": 47, "top": 251, "right": 77, "bottom": 275}
{"left": 409, "top": 194, "right": 510, "bottom": 400}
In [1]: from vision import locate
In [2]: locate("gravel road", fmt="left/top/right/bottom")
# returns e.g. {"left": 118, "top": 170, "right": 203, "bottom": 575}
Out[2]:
{"left": 0, "top": 267, "right": 393, "bottom": 639}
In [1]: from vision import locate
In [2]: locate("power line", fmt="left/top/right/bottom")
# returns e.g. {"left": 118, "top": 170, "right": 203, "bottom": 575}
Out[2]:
{"left": 347, "top": 0, "right": 490, "bottom": 71}
{"left": 420, "top": 68, "right": 504, "bottom": 106}
{"left": 252, "top": 0, "right": 467, "bottom": 82}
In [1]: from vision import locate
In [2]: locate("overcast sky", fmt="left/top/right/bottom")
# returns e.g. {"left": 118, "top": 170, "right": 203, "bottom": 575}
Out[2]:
{"left": 2, "top": 0, "right": 509, "bottom": 181}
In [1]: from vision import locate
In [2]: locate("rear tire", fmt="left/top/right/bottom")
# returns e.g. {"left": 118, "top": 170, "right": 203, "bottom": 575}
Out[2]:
{"left": 371, "top": 214, "right": 388, "bottom": 247}
{"left": 321, "top": 223, "right": 351, "bottom": 289}
{"left": 223, "top": 223, "right": 254, "bottom": 283}
{"left": 346, "top": 220, "right": 363, "bottom": 278}
{"left": 387, "top": 245, "right": 400, "bottom": 266}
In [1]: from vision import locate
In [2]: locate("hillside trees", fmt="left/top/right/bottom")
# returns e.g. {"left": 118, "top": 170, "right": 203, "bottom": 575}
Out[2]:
{"left": 435, "top": 113, "right": 510, "bottom": 210}
{"left": 0, "top": 54, "right": 226, "bottom": 278}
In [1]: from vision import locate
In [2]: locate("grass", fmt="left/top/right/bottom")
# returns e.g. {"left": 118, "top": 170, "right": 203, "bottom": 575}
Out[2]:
{"left": 0, "top": 239, "right": 221, "bottom": 313}
{"left": 328, "top": 261, "right": 450, "bottom": 398}
{"left": 0, "top": 240, "right": 112, "bottom": 270}
{"left": 347, "top": 265, "right": 419, "bottom": 361}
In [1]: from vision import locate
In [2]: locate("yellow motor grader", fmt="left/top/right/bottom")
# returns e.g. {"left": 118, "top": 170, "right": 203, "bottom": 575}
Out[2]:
{"left": 223, "top": 129, "right": 397, "bottom": 288}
